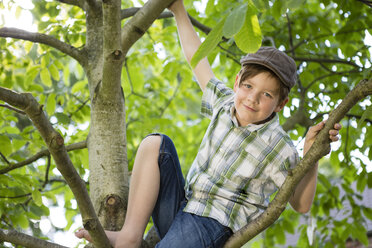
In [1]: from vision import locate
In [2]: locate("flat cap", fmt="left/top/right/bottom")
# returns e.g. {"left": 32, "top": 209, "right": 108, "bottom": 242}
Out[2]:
{"left": 240, "top": 46, "right": 297, "bottom": 89}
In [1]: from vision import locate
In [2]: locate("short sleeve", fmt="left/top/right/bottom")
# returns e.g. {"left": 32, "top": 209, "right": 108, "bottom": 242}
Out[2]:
{"left": 201, "top": 78, "right": 234, "bottom": 119}
{"left": 269, "top": 145, "right": 300, "bottom": 188}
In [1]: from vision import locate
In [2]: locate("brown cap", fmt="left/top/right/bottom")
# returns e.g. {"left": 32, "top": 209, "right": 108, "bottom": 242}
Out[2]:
{"left": 240, "top": 46, "right": 297, "bottom": 89}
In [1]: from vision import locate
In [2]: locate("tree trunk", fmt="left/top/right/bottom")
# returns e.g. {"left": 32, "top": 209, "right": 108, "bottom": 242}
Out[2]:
{"left": 84, "top": 0, "right": 128, "bottom": 232}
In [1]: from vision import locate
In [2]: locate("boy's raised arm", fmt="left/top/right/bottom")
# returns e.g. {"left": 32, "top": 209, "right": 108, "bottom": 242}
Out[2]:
{"left": 169, "top": 0, "right": 214, "bottom": 91}
{"left": 289, "top": 121, "right": 341, "bottom": 213}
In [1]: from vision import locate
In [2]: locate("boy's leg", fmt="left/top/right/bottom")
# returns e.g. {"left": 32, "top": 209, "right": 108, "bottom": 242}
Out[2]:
{"left": 115, "top": 135, "right": 162, "bottom": 248}
{"left": 156, "top": 209, "right": 233, "bottom": 248}
{"left": 150, "top": 134, "right": 186, "bottom": 238}
{"left": 76, "top": 134, "right": 185, "bottom": 247}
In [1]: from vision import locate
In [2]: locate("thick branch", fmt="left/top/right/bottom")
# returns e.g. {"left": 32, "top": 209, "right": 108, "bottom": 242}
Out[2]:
{"left": 0, "top": 27, "right": 86, "bottom": 65}
{"left": 0, "top": 141, "right": 87, "bottom": 174}
{"left": 0, "top": 228, "right": 68, "bottom": 248}
{"left": 101, "top": 0, "right": 124, "bottom": 97}
{"left": 121, "top": 0, "right": 175, "bottom": 56}
{"left": 0, "top": 86, "right": 111, "bottom": 248}
{"left": 224, "top": 78, "right": 372, "bottom": 248}
{"left": 121, "top": 8, "right": 211, "bottom": 35}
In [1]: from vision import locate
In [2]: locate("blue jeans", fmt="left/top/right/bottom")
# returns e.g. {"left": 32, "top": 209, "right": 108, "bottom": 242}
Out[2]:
{"left": 148, "top": 134, "right": 233, "bottom": 248}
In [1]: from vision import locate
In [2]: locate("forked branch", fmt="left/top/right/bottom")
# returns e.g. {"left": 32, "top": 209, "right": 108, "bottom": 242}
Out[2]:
{"left": 0, "top": 86, "right": 111, "bottom": 248}
{"left": 0, "top": 27, "right": 86, "bottom": 65}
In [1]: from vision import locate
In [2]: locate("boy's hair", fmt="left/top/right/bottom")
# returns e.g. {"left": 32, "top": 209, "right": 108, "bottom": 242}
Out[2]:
{"left": 238, "top": 64, "right": 290, "bottom": 103}
{"left": 239, "top": 46, "right": 297, "bottom": 101}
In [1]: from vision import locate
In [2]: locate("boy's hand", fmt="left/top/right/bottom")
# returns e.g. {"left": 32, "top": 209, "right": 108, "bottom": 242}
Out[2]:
{"left": 75, "top": 228, "right": 92, "bottom": 243}
{"left": 304, "top": 121, "right": 342, "bottom": 155}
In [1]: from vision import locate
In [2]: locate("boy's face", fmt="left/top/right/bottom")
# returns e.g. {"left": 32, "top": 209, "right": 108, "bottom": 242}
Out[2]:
{"left": 233, "top": 72, "right": 288, "bottom": 126}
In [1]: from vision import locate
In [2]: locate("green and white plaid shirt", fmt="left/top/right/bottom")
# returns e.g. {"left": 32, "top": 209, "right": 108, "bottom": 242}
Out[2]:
{"left": 184, "top": 78, "right": 299, "bottom": 232}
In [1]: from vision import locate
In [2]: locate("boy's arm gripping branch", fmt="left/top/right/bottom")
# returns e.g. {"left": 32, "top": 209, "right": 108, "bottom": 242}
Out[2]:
{"left": 289, "top": 121, "right": 341, "bottom": 213}
{"left": 169, "top": 0, "right": 214, "bottom": 91}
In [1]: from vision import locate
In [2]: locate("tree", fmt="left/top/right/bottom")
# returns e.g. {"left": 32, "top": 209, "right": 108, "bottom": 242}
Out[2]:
{"left": 0, "top": 0, "right": 372, "bottom": 247}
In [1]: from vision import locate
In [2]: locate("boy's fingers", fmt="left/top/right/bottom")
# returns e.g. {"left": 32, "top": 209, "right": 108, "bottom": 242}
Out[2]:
{"left": 329, "top": 129, "right": 339, "bottom": 136}
{"left": 310, "top": 121, "right": 325, "bottom": 133}
{"left": 75, "top": 228, "right": 87, "bottom": 239}
{"left": 334, "top": 123, "right": 342, "bottom": 130}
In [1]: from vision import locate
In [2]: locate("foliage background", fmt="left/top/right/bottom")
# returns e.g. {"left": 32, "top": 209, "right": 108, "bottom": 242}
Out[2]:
{"left": 1, "top": 0, "right": 372, "bottom": 247}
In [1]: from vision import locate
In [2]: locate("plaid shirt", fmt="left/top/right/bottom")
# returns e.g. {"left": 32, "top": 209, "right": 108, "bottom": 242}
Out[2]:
{"left": 184, "top": 78, "right": 299, "bottom": 232}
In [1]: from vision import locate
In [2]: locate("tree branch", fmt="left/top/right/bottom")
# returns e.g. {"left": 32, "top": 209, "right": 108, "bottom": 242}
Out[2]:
{"left": 100, "top": 0, "right": 124, "bottom": 97}
{"left": 56, "top": 0, "right": 85, "bottom": 8}
{"left": 293, "top": 56, "right": 360, "bottom": 68}
{"left": 0, "top": 228, "right": 68, "bottom": 248}
{"left": 0, "top": 152, "right": 10, "bottom": 165}
{"left": 84, "top": 0, "right": 99, "bottom": 9}
{"left": 0, "top": 86, "right": 111, "bottom": 248}
{"left": 0, "top": 103, "right": 26, "bottom": 114}
{"left": 304, "top": 69, "right": 361, "bottom": 91}
{"left": 289, "top": 28, "right": 372, "bottom": 53}
{"left": 120, "top": 8, "right": 211, "bottom": 35}
{"left": 356, "top": 0, "right": 372, "bottom": 7}
{"left": 224, "top": 78, "right": 372, "bottom": 248}
{"left": 0, "top": 141, "right": 87, "bottom": 174}
{"left": 0, "top": 27, "right": 86, "bottom": 65}
{"left": 120, "top": 0, "right": 176, "bottom": 56}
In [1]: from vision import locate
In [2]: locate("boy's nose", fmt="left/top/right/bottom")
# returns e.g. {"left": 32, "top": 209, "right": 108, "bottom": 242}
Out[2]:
{"left": 247, "top": 91, "right": 259, "bottom": 104}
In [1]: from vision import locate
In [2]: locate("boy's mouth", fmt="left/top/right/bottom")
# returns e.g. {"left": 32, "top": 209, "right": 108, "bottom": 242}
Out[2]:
{"left": 243, "top": 104, "right": 257, "bottom": 112}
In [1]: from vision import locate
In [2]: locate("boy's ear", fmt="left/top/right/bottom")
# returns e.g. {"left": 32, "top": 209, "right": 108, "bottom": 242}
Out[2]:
{"left": 275, "top": 97, "right": 289, "bottom": 112}
{"left": 234, "top": 74, "right": 239, "bottom": 92}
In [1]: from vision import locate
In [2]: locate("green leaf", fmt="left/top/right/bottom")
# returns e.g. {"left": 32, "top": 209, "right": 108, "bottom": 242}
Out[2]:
{"left": 276, "top": 227, "right": 286, "bottom": 244}
{"left": 27, "top": 65, "right": 40, "bottom": 81}
{"left": 56, "top": 112, "right": 71, "bottom": 125}
{"left": 40, "top": 68, "right": 52, "bottom": 87}
{"left": 71, "top": 80, "right": 87, "bottom": 93}
{"left": 223, "top": 4, "right": 248, "bottom": 38}
{"left": 363, "top": 207, "right": 372, "bottom": 220}
{"left": 0, "top": 135, "right": 12, "bottom": 157}
{"left": 351, "top": 223, "right": 368, "bottom": 246}
{"left": 12, "top": 213, "right": 29, "bottom": 229}
{"left": 234, "top": 3, "right": 262, "bottom": 53}
{"left": 272, "top": 0, "right": 283, "bottom": 21}
{"left": 46, "top": 93, "right": 56, "bottom": 116}
{"left": 63, "top": 66, "right": 70, "bottom": 86}
{"left": 49, "top": 63, "right": 60, "bottom": 81}
{"left": 190, "top": 18, "right": 225, "bottom": 68}
{"left": 358, "top": 104, "right": 372, "bottom": 127}
{"left": 287, "top": 0, "right": 306, "bottom": 10}
{"left": 32, "top": 189, "right": 43, "bottom": 206}
{"left": 28, "top": 84, "right": 44, "bottom": 92}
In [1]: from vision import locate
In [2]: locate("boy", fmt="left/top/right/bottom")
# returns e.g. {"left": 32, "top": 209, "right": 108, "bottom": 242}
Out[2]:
{"left": 76, "top": 0, "right": 341, "bottom": 247}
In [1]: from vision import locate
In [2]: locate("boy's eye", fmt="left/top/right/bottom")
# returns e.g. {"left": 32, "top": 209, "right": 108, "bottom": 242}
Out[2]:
{"left": 243, "top": 84, "right": 251, "bottom": 89}
{"left": 264, "top": 92, "right": 272, "bottom": 98}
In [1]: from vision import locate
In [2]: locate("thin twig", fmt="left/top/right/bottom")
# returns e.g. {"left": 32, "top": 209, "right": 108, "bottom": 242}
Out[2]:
{"left": 42, "top": 155, "right": 51, "bottom": 188}
{"left": 0, "top": 104, "right": 26, "bottom": 115}
{"left": 0, "top": 151, "right": 10, "bottom": 165}
{"left": 0, "top": 141, "right": 87, "bottom": 174}
{"left": 124, "top": 58, "right": 147, "bottom": 99}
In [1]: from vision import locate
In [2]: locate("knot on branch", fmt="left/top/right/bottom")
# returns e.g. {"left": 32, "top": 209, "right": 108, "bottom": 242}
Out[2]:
{"left": 133, "top": 25, "right": 145, "bottom": 36}
{"left": 83, "top": 218, "right": 98, "bottom": 231}
{"left": 50, "top": 133, "right": 65, "bottom": 149}
{"left": 112, "top": 50, "right": 123, "bottom": 60}
{"left": 99, "top": 194, "right": 126, "bottom": 230}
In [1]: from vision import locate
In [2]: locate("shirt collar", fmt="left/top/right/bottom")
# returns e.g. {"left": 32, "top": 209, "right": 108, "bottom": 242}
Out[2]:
{"left": 229, "top": 104, "right": 280, "bottom": 135}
